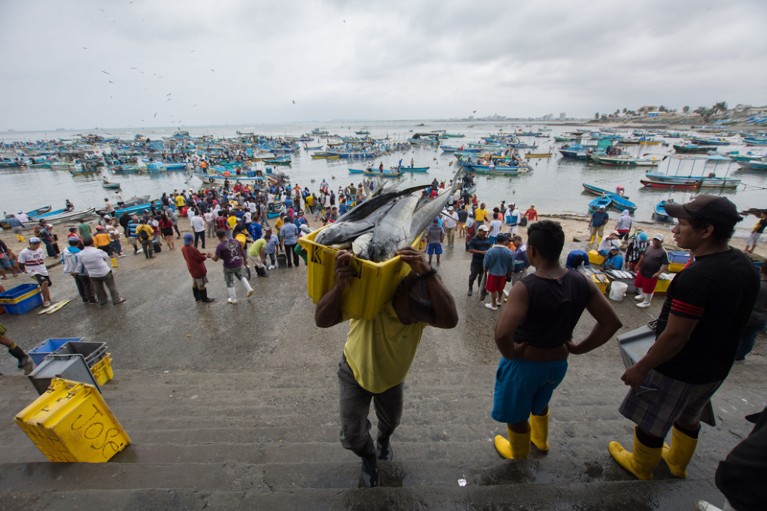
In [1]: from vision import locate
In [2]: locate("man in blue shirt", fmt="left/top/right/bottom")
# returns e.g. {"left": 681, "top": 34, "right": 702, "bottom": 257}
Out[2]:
{"left": 603, "top": 246, "right": 624, "bottom": 271}
{"left": 590, "top": 205, "right": 609, "bottom": 246}
{"left": 483, "top": 233, "right": 515, "bottom": 310}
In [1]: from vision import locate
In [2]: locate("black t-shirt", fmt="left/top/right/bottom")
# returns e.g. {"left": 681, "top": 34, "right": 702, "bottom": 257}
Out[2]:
{"left": 655, "top": 249, "right": 759, "bottom": 384}
{"left": 639, "top": 245, "right": 669, "bottom": 278}
{"left": 467, "top": 237, "right": 492, "bottom": 265}
{"left": 514, "top": 271, "right": 592, "bottom": 349}
{"left": 457, "top": 210, "right": 469, "bottom": 223}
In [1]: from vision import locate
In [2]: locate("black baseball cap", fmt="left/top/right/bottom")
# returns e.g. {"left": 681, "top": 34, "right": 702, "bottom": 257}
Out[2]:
{"left": 663, "top": 195, "right": 742, "bottom": 225}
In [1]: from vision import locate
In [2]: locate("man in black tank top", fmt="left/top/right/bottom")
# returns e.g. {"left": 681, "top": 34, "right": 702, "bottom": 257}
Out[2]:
{"left": 492, "top": 221, "right": 622, "bottom": 460}
{"left": 609, "top": 196, "right": 759, "bottom": 482}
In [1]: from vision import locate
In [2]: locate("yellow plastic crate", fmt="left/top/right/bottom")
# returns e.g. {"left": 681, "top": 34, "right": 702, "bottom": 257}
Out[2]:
{"left": 653, "top": 274, "right": 674, "bottom": 294}
{"left": 90, "top": 353, "right": 114, "bottom": 386}
{"left": 590, "top": 273, "right": 609, "bottom": 295}
{"left": 15, "top": 378, "right": 130, "bottom": 462}
{"left": 298, "top": 227, "right": 420, "bottom": 320}
{"left": 588, "top": 250, "right": 605, "bottom": 266}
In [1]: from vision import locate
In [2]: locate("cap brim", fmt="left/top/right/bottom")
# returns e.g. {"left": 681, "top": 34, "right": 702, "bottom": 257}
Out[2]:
{"left": 662, "top": 202, "right": 691, "bottom": 219}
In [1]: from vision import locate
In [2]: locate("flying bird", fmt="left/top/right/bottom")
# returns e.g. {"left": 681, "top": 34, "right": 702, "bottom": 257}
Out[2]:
{"left": 166, "top": 92, "right": 172, "bottom": 96}
{"left": 211, "top": 69, "right": 215, "bottom": 72}
{"left": 153, "top": 112, "right": 158, "bottom": 118}
{"left": 108, "top": 80, "right": 113, "bottom": 84}
{"left": 82, "top": 46, "right": 88, "bottom": 50}
{"left": 292, "top": 100, "right": 295, "bottom": 104}
{"left": 101, "top": 70, "right": 110, "bottom": 75}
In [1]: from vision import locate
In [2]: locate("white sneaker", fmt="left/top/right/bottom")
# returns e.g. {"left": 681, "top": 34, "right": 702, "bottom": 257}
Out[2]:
{"left": 637, "top": 301, "right": 651, "bottom": 308}
{"left": 485, "top": 302, "right": 498, "bottom": 311}
{"left": 227, "top": 298, "right": 238, "bottom": 304}
{"left": 634, "top": 294, "right": 644, "bottom": 301}
{"left": 268, "top": 265, "right": 275, "bottom": 270}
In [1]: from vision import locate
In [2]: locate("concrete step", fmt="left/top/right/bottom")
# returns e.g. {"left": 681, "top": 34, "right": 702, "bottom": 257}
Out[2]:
{"left": 0, "top": 480, "right": 723, "bottom": 511}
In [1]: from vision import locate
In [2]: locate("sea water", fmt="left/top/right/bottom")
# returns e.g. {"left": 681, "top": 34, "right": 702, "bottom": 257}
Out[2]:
{"left": 1, "top": 121, "right": 764, "bottom": 237}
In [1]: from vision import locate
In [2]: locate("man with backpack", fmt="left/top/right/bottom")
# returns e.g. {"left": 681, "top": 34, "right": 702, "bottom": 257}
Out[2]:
{"left": 135, "top": 219, "right": 155, "bottom": 259}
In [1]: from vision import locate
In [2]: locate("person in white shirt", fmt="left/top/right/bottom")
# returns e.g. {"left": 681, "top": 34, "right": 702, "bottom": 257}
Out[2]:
{"left": 15, "top": 212, "right": 30, "bottom": 223}
{"left": 190, "top": 213, "right": 206, "bottom": 249}
{"left": 443, "top": 206, "right": 459, "bottom": 247}
{"left": 17, "top": 237, "right": 52, "bottom": 306}
{"left": 488, "top": 213, "right": 503, "bottom": 244}
{"left": 204, "top": 210, "right": 216, "bottom": 239}
{"left": 505, "top": 203, "right": 522, "bottom": 236}
{"left": 78, "top": 237, "right": 126, "bottom": 306}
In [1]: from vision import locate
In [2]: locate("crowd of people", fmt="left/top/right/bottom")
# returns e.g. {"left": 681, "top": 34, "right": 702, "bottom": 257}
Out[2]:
{"left": 1, "top": 176, "right": 765, "bottom": 508}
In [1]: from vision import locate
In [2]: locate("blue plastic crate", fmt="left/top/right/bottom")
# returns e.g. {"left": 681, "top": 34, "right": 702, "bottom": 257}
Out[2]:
{"left": 0, "top": 288, "right": 42, "bottom": 315}
{"left": 0, "top": 283, "right": 40, "bottom": 302}
{"left": 29, "top": 338, "right": 85, "bottom": 365}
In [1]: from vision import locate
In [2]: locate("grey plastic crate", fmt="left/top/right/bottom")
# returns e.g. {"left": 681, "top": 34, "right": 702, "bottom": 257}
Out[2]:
{"left": 51, "top": 341, "right": 107, "bottom": 368}
{"left": 28, "top": 354, "right": 101, "bottom": 395}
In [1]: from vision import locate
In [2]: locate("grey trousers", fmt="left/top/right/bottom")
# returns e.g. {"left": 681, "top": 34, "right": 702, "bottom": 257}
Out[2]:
{"left": 337, "top": 354, "right": 403, "bottom": 458}
{"left": 91, "top": 271, "right": 121, "bottom": 305}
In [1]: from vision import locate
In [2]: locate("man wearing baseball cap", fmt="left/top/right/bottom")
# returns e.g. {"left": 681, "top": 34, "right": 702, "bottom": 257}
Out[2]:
{"left": 466, "top": 225, "right": 492, "bottom": 298}
{"left": 17, "top": 237, "right": 53, "bottom": 307}
{"left": 609, "top": 195, "right": 759, "bottom": 481}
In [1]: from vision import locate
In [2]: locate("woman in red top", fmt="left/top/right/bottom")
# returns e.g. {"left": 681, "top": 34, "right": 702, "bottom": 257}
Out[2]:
{"left": 158, "top": 213, "right": 176, "bottom": 250}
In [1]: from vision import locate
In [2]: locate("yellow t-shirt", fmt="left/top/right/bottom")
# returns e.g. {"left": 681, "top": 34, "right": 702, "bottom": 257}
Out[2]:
{"left": 474, "top": 208, "right": 487, "bottom": 222}
{"left": 93, "top": 232, "right": 112, "bottom": 248}
{"left": 227, "top": 216, "right": 237, "bottom": 229}
{"left": 275, "top": 218, "right": 284, "bottom": 232}
{"left": 175, "top": 195, "right": 186, "bottom": 208}
{"left": 343, "top": 303, "right": 426, "bottom": 393}
{"left": 235, "top": 232, "right": 247, "bottom": 248}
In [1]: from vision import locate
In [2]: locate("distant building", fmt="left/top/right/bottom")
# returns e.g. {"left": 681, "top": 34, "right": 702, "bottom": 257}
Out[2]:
{"left": 559, "top": 112, "right": 566, "bottom": 120}
{"left": 542, "top": 113, "right": 553, "bottom": 121}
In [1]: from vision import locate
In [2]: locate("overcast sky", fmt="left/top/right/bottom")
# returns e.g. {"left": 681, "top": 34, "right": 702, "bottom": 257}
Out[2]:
{"left": 1, "top": 0, "right": 765, "bottom": 130}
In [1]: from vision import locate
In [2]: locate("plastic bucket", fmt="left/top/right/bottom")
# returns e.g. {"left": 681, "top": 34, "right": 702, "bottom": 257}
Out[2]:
{"left": 609, "top": 281, "right": 628, "bottom": 302}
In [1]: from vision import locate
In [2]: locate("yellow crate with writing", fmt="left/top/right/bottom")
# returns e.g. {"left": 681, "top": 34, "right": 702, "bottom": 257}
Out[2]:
{"left": 15, "top": 378, "right": 130, "bottom": 462}
{"left": 89, "top": 353, "right": 114, "bottom": 386}
{"left": 588, "top": 250, "right": 605, "bottom": 266}
{"left": 298, "top": 227, "right": 419, "bottom": 320}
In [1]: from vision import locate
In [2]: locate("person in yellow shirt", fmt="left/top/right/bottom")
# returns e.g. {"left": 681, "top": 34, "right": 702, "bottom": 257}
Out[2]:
{"left": 474, "top": 203, "right": 488, "bottom": 225}
{"left": 135, "top": 220, "right": 155, "bottom": 258}
{"left": 93, "top": 226, "right": 118, "bottom": 268}
{"left": 315, "top": 247, "right": 458, "bottom": 487}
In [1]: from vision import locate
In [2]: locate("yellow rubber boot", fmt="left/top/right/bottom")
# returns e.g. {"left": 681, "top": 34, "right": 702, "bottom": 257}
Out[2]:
{"left": 608, "top": 430, "right": 662, "bottom": 480}
{"left": 530, "top": 411, "right": 549, "bottom": 452}
{"left": 589, "top": 234, "right": 595, "bottom": 245}
{"left": 111, "top": 257, "right": 118, "bottom": 268}
{"left": 16, "top": 234, "right": 25, "bottom": 243}
{"left": 661, "top": 427, "right": 698, "bottom": 478}
{"left": 494, "top": 426, "right": 531, "bottom": 460}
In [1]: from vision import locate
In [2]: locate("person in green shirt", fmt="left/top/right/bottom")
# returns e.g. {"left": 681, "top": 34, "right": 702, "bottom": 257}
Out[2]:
{"left": 315, "top": 247, "right": 458, "bottom": 487}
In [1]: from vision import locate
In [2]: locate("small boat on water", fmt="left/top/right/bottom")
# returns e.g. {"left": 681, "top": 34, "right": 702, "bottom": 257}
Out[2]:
{"left": 590, "top": 154, "right": 666, "bottom": 167}
{"left": 363, "top": 168, "right": 401, "bottom": 178}
{"left": 581, "top": 183, "right": 637, "bottom": 213}
{"left": 738, "top": 159, "right": 767, "bottom": 171}
{"left": 348, "top": 168, "right": 365, "bottom": 174}
{"left": 644, "top": 172, "right": 741, "bottom": 189}
{"left": 640, "top": 178, "right": 701, "bottom": 190}
{"left": 653, "top": 200, "right": 675, "bottom": 223}
{"left": 673, "top": 144, "right": 719, "bottom": 154}
{"left": 102, "top": 181, "right": 122, "bottom": 189}
{"left": 25, "top": 206, "right": 53, "bottom": 218}
{"left": 588, "top": 195, "right": 612, "bottom": 213}
{"left": 525, "top": 151, "right": 553, "bottom": 159}
{"left": 391, "top": 165, "right": 430, "bottom": 173}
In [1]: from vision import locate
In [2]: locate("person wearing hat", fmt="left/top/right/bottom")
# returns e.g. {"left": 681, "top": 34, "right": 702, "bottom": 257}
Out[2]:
{"left": 181, "top": 233, "right": 215, "bottom": 303}
{"left": 61, "top": 235, "right": 96, "bottom": 304}
{"left": 632, "top": 233, "right": 669, "bottom": 308}
{"left": 505, "top": 203, "right": 521, "bottom": 236}
{"left": 17, "top": 237, "right": 53, "bottom": 307}
{"left": 467, "top": 224, "right": 493, "bottom": 297}
{"left": 603, "top": 246, "right": 624, "bottom": 271}
{"left": 443, "top": 206, "right": 459, "bottom": 247}
{"left": 625, "top": 231, "right": 648, "bottom": 271}
{"left": 597, "top": 231, "right": 622, "bottom": 257}
{"left": 589, "top": 204, "right": 610, "bottom": 246}
{"left": 609, "top": 195, "right": 759, "bottom": 482}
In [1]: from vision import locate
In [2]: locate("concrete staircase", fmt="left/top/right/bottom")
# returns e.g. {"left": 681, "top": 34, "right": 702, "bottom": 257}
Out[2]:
{"left": 0, "top": 361, "right": 740, "bottom": 511}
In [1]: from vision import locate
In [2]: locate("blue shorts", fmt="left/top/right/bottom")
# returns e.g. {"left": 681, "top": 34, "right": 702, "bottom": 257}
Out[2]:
{"left": 492, "top": 358, "right": 568, "bottom": 424}
{"left": 427, "top": 243, "right": 443, "bottom": 255}
{"left": 0, "top": 256, "right": 12, "bottom": 269}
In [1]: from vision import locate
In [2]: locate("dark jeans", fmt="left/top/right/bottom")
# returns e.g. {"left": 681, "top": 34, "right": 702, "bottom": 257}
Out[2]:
{"left": 73, "top": 274, "right": 95, "bottom": 302}
{"left": 194, "top": 230, "right": 205, "bottom": 249}
{"left": 141, "top": 239, "right": 153, "bottom": 258}
{"left": 716, "top": 406, "right": 767, "bottom": 510}
{"left": 468, "top": 262, "right": 485, "bottom": 290}
{"left": 284, "top": 243, "right": 299, "bottom": 267}
{"left": 91, "top": 271, "right": 122, "bottom": 305}
{"left": 337, "top": 354, "right": 403, "bottom": 458}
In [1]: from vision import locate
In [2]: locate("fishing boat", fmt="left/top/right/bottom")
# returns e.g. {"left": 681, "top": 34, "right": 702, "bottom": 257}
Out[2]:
{"left": 194, "top": 171, "right": 269, "bottom": 186}
{"left": 347, "top": 168, "right": 365, "bottom": 174}
{"left": 110, "top": 201, "right": 164, "bottom": 218}
{"left": 588, "top": 195, "right": 612, "bottom": 213}
{"left": 266, "top": 202, "right": 282, "bottom": 219}
{"left": 640, "top": 178, "right": 701, "bottom": 190}
{"left": 738, "top": 159, "right": 767, "bottom": 171}
{"left": 102, "top": 181, "right": 122, "bottom": 189}
{"left": 525, "top": 151, "right": 553, "bottom": 159}
{"left": 673, "top": 144, "right": 719, "bottom": 154}
{"left": 653, "top": 200, "right": 674, "bottom": 223}
{"left": 264, "top": 155, "right": 292, "bottom": 166}
{"left": 644, "top": 172, "right": 741, "bottom": 189}
{"left": 363, "top": 168, "right": 401, "bottom": 178}
{"left": 40, "top": 208, "right": 97, "bottom": 225}
{"left": 581, "top": 183, "right": 637, "bottom": 213}
{"left": 391, "top": 165, "right": 430, "bottom": 173}
{"left": 25, "top": 206, "right": 53, "bottom": 218}
{"left": 590, "top": 154, "right": 666, "bottom": 167}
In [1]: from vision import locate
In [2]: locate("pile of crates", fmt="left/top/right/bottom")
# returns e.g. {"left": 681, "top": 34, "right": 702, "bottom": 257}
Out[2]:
{"left": 15, "top": 337, "right": 127, "bottom": 462}
{"left": 0, "top": 283, "right": 43, "bottom": 315}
